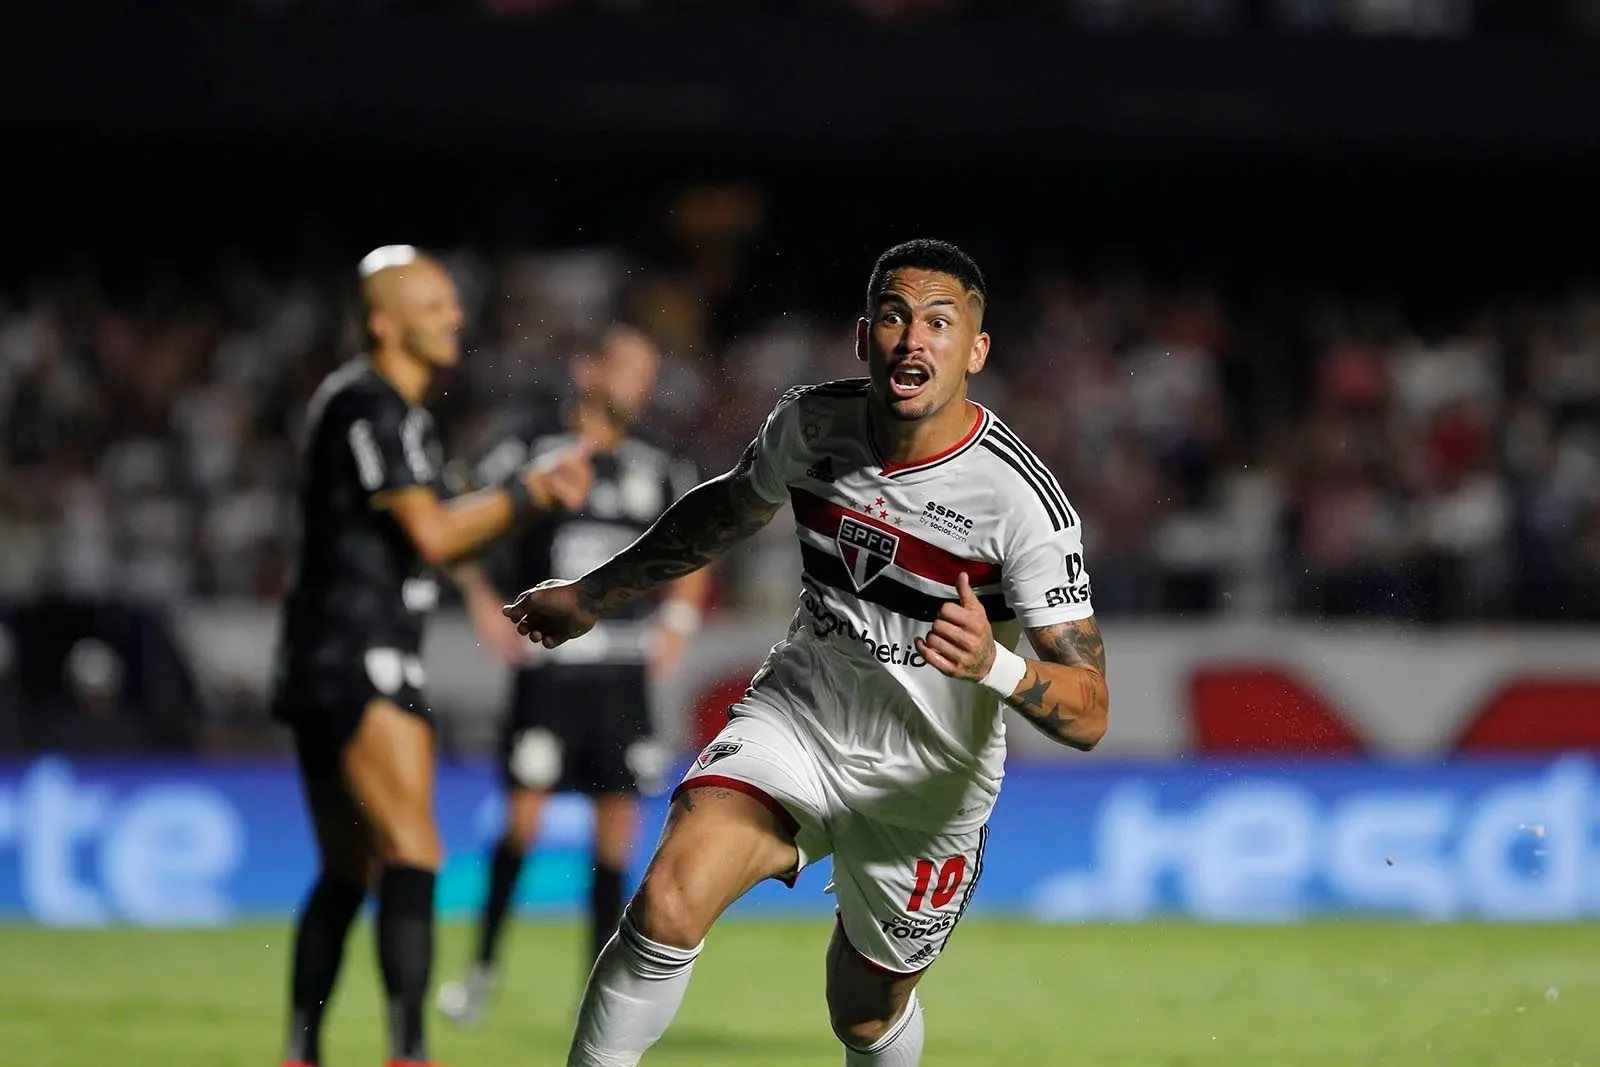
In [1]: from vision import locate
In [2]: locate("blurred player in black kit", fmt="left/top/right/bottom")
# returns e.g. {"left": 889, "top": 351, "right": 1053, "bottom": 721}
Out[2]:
{"left": 436, "top": 324, "right": 711, "bottom": 1027}
{"left": 272, "top": 245, "right": 594, "bottom": 1067}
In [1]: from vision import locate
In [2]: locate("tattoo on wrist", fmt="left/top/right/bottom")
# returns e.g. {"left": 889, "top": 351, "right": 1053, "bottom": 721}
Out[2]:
{"left": 1008, "top": 669, "right": 1074, "bottom": 731}
{"left": 1008, "top": 616, "right": 1108, "bottom": 740}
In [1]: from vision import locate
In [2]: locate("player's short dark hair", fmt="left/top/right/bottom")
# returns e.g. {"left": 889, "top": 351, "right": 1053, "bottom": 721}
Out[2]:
{"left": 866, "top": 239, "right": 987, "bottom": 314}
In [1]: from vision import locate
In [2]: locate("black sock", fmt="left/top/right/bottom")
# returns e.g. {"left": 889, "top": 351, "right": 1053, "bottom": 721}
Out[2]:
{"left": 589, "top": 862, "right": 626, "bottom": 967}
{"left": 477, "top": 838, "right": 526, "bottom": 968}
{"left": 285, "top": 874, "right": 366, "bottom": 1065}
{"left": 376, "top": 865, "right": 436, "bottom": 1063}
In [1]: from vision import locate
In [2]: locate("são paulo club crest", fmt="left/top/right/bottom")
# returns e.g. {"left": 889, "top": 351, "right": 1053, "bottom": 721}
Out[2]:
{"left": 696, "top": 741, "right": 743, "bottom": 769}
{"left": 836, "top": 515, "right": 900, "bottom": 591}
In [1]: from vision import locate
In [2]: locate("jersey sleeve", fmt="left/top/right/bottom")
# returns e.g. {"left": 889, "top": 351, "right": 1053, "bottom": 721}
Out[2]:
{"left": 1002, "top": 501, "right": 1095, "bottom": 629}
{"left": 737, "top": 387, "right": 809, "bottom": 504}
{"left": 346, "top": 391, "right": 434, "bottom": 500}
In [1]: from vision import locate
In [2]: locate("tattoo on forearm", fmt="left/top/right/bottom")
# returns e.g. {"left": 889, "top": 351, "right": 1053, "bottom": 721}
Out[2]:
{"left": 1007, "top": 617, "right": 1108, "bottom": 746}
{"left": 1009, "top": 669, "right": 1075, "bottom": 734}
{"left": 576, "top": 473, "right": 779, "bottom": 616}
{"left": 1042, "top": 616, "right": 1107, "bottom": 674}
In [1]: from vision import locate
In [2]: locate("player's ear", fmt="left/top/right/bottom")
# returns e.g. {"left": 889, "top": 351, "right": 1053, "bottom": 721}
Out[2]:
{"left": 367, "top": 307, "right": 392, "bottom": 348}
{"left": 968, "top": 332, "right": 990, "bottom": 375}
{"left": 855, "top": 318, "right": 869, "bottom": 363}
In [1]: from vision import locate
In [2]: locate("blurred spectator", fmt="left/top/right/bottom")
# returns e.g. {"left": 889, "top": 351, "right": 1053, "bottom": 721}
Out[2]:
{"left": 4, "top": 200, "right": 1600, "bottom": 628}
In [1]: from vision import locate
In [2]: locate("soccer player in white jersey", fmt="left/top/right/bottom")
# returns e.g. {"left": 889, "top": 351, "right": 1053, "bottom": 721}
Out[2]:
{"left": 505, "top": 239, "right": 1110, "bottom": 1067}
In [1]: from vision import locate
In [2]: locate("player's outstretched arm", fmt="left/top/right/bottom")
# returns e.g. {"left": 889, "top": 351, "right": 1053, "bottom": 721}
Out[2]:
{"left": 575, "top": 467, "right": 782, "bottom": 618}
{"left": 916, "top": 573, "right": 1109, "bottom": 751}
{"left": 379, "top": 444, "right": 593, "bottom": 567}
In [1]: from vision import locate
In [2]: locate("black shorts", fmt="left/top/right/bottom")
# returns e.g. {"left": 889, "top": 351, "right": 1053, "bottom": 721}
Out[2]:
{"left": 498, "top": 664, "right": 668, "bottom": 796}
{"left": 273, "top": 647, "right": 432, "bottom": 780}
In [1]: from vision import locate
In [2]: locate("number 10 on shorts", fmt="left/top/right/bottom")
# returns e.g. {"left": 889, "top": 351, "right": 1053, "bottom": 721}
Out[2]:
{"left": 905, "top": 856, "right": 967, "bottom": 912}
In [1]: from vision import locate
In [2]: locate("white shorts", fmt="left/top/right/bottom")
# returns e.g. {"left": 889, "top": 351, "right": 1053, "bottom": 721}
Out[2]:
{"left": 675, "top": 709, "right": 989, "bottom": 974}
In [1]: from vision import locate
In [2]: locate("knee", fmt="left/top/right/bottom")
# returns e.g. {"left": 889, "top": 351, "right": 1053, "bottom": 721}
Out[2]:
{"left": 827, "top": 984, "right": 907, "bottom": 1050}
{"left": 382, "top": 814, "right": 442, "bottom": 871}
{"left": 830, "top": 1007, "right": 898, "bottom": 1050}
{"left": 502, "top": 793, "right": 540, "bottom": 851}
{"left": 593, "top": 826, "right": 633, "bottom": 871}
{"left": 502, "top": 812, "right": 538, "bottom": 854}
{"left": 630, "top": 869, "right": 712, "bottom": 949}
{"left": 594, "top": 840, "right": 631, "bottom": 872}
{"left": 323, "top": 856, "right": 378, "bottom": 892}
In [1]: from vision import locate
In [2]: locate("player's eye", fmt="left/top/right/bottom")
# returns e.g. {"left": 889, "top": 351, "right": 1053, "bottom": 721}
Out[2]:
{"left": 930, "top": 317, "right": 950, "bottom": 330}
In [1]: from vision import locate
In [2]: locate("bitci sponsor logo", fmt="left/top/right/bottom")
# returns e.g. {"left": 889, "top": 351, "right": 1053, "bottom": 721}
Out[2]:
{"left": 1043, "top": 551, "right": 1091, "bottom": 608}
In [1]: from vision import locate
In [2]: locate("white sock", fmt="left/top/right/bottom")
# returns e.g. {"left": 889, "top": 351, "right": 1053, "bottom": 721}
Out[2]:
{"left": 566, "top": 911, "right": 702, "bottom": 1067}
{"left": 842, "top": 992, "right": 925, "bottom": 1066}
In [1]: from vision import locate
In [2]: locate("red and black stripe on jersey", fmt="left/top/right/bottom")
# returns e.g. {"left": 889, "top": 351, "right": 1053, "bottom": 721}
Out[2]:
{"left": 789, "top": 487, "right": 1014, "bottom": 624}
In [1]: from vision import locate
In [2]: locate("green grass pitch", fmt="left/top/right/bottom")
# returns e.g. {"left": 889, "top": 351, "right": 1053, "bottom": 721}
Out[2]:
{"left": 0, "top": 919, "right": 1595, "bottom": 1065}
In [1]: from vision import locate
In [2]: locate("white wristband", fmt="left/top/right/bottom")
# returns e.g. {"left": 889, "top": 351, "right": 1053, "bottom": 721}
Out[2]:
{"left": 979, "top": 642, "right": 1028, "bottom": 697}
{"left": 659, "top": 600, "right": 702, "bottom": 637}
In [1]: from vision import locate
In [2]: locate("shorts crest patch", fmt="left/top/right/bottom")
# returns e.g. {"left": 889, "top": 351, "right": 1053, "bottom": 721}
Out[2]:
{"left": 696, "top": 740, "right": 743, "bottom": 769}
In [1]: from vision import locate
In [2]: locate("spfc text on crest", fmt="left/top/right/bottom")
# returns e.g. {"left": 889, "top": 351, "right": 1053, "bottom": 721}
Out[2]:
{"left": 837, "top": 516, "right": 900, "bottom": 590}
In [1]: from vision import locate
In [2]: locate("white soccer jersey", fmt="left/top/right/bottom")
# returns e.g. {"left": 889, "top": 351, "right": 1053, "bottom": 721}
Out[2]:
{"left": 738, "top": 378, "right": 1094, "bottom": 834}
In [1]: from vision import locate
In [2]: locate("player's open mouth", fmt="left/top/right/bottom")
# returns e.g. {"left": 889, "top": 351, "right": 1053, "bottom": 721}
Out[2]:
{"left": 889, "top": 364, "right": 930, "bottom": 399}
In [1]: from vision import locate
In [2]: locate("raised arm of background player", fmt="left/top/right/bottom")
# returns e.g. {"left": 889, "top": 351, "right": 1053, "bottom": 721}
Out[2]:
{"left": 502, "top": 390, "right": 804, "bottom": 647}
{"left": 463, "top": 415, "right": 715, "bottom": 677}
{"left": 356, "top": 398, "right": 594, "bottom": 657}
{"left": 380, "top": 447, "right": 593, "bottom": 569}
{"left": 390, "top": 454, "right": 592, "bottom": 663}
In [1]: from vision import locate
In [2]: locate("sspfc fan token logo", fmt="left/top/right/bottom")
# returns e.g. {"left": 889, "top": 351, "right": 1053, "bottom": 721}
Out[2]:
{"left": 837, "top": 516, "right": 899, "bottom": 590}
{"left": 696, "top": 741, "right": 743, "bottom": 769}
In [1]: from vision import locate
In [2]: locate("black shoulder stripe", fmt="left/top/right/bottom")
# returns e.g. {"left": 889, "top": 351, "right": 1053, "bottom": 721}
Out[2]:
{"left": 809, "top": 378, "right": 870, "bottom": 396}
{"left": 980, "top": 438, "right": 1067, "bottom": 531}
{"left": 776, "top": 383, "right": 815, "bottom": 406}
{"left": 777, "top": 378, "right": 869, "bottom": 408}
{"left": 987, "top": 422, "right": 1078, "bottom": 527}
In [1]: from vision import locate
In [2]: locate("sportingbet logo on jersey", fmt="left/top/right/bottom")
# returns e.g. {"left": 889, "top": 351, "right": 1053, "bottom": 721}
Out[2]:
{"left": 837, "top": 516, "right": 899, "bottom": 591}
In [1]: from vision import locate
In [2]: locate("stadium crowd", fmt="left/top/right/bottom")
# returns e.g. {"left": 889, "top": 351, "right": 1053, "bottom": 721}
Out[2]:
{"left": 3, "top": 221, "right": 1599, "bottom": 626}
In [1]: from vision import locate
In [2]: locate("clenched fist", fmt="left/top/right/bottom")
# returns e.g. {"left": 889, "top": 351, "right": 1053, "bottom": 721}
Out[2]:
{"left": 503, "top": 578, "right": 598, "bottom": 649}
{"left": 914, "top": 572, "right": 998, "bottom": 682}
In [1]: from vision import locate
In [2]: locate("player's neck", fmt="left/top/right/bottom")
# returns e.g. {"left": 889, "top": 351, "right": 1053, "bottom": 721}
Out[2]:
{"left": 569, "top": 400, "right": 624, "bottom": 451}
{"left": 368, "top": 347, "right": 432, "bottom": 406}
{"left": 869, "top": 397, "right": 980, "bottom": 468}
